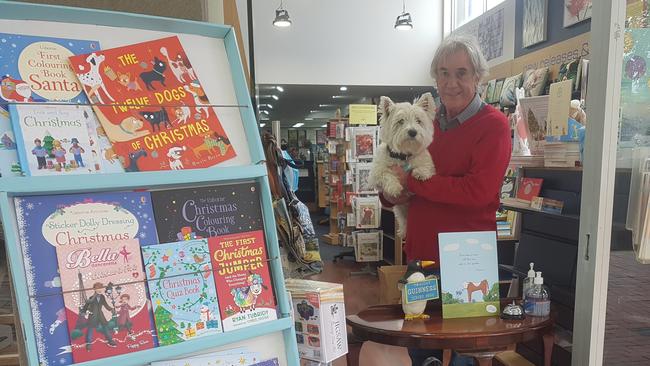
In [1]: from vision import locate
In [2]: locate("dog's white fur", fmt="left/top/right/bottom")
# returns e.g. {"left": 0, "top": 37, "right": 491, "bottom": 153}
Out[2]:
{"left": 77, "top": 53, "right": 115, "bottom": 104}
{"left": 368, "top": 92, "right": 436, "bottom": 237}
{"left": 167, "top": 146, "right": 186, "bottom": 170}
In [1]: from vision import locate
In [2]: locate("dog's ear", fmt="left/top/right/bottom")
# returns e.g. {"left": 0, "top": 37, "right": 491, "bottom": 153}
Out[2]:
{"left": 379, "top": 96, "right": 395, "bottom": 118}
{"left": 415, "top": 92, "right": 436, "bottom": 119}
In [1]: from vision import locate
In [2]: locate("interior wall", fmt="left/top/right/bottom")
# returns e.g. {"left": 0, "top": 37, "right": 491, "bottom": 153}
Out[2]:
{"left": 514, "top": 0, "right": 590, "bottom": 57}
{"left": 250, "top": 0, "right": 443, "bottom": 86}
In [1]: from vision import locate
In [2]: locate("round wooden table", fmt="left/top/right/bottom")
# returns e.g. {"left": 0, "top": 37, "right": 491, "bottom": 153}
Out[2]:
{"left": 347, "top": 303, "right": 554, "bottom": 366}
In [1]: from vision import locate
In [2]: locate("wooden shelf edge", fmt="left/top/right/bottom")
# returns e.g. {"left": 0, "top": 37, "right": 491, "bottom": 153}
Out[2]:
{"left": 500, "top": 204, "right": 580, "bottom": 221}
{"left": 0, "top": 314, "right": 15, "bottom": 325}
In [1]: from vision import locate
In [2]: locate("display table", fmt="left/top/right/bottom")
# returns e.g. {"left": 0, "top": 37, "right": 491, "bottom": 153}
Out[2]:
{"left": 347, "top": 303, "right": 553, "bottom": 366}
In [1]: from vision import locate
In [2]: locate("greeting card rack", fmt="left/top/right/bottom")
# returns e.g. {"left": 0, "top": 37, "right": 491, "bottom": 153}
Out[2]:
{"left": 0, "top": 2, "right": 299, "bottom": 366}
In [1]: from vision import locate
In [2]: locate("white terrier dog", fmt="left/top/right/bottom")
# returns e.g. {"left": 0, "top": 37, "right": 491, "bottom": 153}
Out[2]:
{"left": 369, "top": 92, "right": 436, "bottom": 237}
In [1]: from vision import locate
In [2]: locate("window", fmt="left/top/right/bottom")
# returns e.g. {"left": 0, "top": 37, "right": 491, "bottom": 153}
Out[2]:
{"left": 452, "top": 0, "right": 506, "bottom": 29}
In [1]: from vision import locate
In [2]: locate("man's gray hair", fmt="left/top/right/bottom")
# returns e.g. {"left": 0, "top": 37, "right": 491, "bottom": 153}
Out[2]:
{"left": 430, "top": 34, "right": 489, "bottom": 82}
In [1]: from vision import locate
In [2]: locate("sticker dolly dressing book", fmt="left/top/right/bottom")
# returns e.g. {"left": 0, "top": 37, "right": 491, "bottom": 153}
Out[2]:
{"left": 68, "top": 36, "right": 236, "bottom": 172}
{"left": 14, "top": 192, "right": 158, "bottom": 366}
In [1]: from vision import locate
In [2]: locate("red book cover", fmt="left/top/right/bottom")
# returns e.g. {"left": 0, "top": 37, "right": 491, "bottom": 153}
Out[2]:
{"left": 208, "top": 230, "right": 277, "bottom": 331}
{"left": 55, "top": 239, "right": 153, "bottom": 362}
{"left": 516, "top": 178, "right": 543, "bottom": 202}
{"left": 68, "top": 36, "right": 236, "bottom": 172}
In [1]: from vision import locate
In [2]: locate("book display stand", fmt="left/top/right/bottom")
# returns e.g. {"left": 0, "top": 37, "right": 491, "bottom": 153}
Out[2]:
{"left": 0, "top": 2, "right": 299, "bottom": 366}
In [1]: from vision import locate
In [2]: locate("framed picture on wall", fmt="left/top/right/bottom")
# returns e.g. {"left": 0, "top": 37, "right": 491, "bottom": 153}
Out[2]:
{"left": 288, "top": 129, "right": 298, "bottom": 147}
{"left": 522, "top": 0, "right": 547, "bottom": 48}
{"left": 563, "top": 0, "right": 592, "bottom": 28}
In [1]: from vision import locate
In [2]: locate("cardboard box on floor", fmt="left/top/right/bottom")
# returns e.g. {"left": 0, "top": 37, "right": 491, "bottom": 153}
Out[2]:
{"left": 378, "top": 265, "right": 407, "bottom": 305}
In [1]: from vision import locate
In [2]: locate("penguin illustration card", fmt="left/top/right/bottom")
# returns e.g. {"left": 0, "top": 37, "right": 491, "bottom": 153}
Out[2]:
{"left": 438, "top": 231, "right": 500, "bottom": 319}
{"left": 142, "top": 238, "right": 222, "bottom": 346}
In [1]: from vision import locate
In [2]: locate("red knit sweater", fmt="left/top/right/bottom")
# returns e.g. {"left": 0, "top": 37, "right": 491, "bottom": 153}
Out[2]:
{"left": 403, "top": 105, "right": 511, "bottom": 263}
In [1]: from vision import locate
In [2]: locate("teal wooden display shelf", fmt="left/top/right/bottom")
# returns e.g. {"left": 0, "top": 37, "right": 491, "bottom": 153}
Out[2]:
{"left": 0, "top": 1, "right": 300, "bottom": 365}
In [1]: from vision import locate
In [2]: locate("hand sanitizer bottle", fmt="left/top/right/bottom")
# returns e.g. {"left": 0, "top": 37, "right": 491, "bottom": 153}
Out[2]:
{"left": 522, "top": 263, "right": 535, "bottom": 300}
{"left": 524, "top": 271, "right": 551, "bottom": 317}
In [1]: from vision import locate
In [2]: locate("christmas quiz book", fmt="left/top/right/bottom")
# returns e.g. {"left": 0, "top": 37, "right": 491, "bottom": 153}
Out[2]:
{"left": 142, "top": 239, "right": 222, "bottom": 346}
{"left": 14, "top": 192, "right": 158, "bottom": 366}
{"left": 68, "top": 36, "right": 236, "bottom": 172}
{"left": 56, "top": 239, "right": 154, "bottom": 362}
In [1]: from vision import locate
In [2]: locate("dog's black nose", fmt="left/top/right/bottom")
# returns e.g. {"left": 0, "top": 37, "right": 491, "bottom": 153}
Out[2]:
{"left": 408, "top": 129, "right": 417, "bottom": 137}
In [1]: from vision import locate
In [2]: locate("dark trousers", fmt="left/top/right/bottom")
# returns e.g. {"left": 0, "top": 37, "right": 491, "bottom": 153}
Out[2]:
{"left": 408, "top": 348, "right": 476, "bottom": 366}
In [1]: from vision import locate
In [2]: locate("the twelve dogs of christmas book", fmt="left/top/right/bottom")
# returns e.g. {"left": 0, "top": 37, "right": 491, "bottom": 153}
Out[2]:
{"left": 68, "top": 36, "right": 236, "bottom": 172}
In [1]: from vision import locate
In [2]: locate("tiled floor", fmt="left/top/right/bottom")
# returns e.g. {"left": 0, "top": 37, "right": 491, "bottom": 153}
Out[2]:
{"left": 603, "top": 251, "right": 650, "bottom": 365}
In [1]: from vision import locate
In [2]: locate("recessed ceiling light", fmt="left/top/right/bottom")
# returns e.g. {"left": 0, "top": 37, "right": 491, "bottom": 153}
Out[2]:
{"left": 260, "top": 110, "right": 270, "bottom": 114}
{"left": 319, "top": 104, "right": 333, "bottom": 107}
{"left": 260, "top": 123, "right": 266, "bottom": 127}
{"left": 305, "top": 118, "right": 313, "bottom": 121}
{"left": 339, "top": 86, "right": 348, "bottom": 91}
{"left": 265, "top": 104, "right": 273, "bottom": 109}
{"left": 272, "top": 95, "right": 279, "bottom": 100}
{"left": 292, "top": 122, "right": 304, "bottom": 127}
{"left": 310, "top": 110, "right": 319, "bottom": 113}
{"left": 276, "top": 86, "right": 284, "bottom": 92}
{"left": 321, "top": 124, "right": 327, "bottom": 128}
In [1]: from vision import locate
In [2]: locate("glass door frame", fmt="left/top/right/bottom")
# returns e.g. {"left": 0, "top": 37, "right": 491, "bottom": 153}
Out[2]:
{"left": 572, "top": 1, "right": 626, "bottom": 365}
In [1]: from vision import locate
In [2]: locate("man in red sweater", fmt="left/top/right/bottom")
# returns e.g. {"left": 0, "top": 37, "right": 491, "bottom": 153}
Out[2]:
{"left": 383, "top": 35, "right": 511, "bottom": 366}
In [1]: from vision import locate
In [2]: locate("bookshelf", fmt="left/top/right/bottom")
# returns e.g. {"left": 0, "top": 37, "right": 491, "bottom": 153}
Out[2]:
{"left": 0, "top": 2, "right": 299, "bottom": 366}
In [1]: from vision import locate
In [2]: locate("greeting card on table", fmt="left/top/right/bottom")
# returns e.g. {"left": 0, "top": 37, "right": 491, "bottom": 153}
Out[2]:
{"left": 0, "top": 33, "right": 108, "bottom": 176}
{"left": 515, "top": 177, "right": 543, "bottom": 202}
{"left": 151, "top": 182, "right": 264, "bottom": 242}
{"left": 56, "top": 239, "right": 154, "bottom": 362}
{"left": 68, "top": 36, "right": 236, "bottom": 172}
{"left": 208, "top": 230, "right": 277, "bottom": 331}
{"left": 142, "top": 239, "right": 222, "bottom": 346}
{"left": 14, "top": 192, "right": 158, "bottom": 366}
{"left": 438, "top": 231, "right": 500, "bottom": 319}
{"left": 10, "top": 104, "right": 101, "bottom": 175}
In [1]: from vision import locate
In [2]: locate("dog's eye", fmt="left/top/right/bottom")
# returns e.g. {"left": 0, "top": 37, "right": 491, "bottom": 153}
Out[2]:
{"left": 416, "top": 119, "right": 422, "bottom": 125}
{"left": 397, "top": 120, "right": 404, "bottom": 125}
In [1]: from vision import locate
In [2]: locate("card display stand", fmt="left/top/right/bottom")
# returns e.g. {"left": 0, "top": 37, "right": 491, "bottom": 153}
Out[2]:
{"left": 0, "top": 2, "right": 299, "bottom": 366}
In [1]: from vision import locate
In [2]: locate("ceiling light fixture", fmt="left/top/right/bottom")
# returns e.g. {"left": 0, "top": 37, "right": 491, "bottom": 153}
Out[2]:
{"left": 265, "top": 104, "right": 273, "bottom": 109}
{"left": 394, "top": 0, "right": 413, "bottom": 30}
{"left": 292, "top": 122, "right": 304, "bottom": 128}
{"left": 260, "top": 110, "right": 270, "bottom": 115}
{"left": 321, "top": 124, "right": 327, "bottom": 128}
{"left": 339, "top": 86, "right": 348, "bottom": 91}
{"left": 260, "top": 123, "right": 266, "bottom": 127}
{"left": 305, "top": 118, "right": 313, "bottom": 121}
{"left": 310, "top": 110, "right": 319, "bottom": 113}
{"left": 276, "top": 86, "right": 284, "bottom": 92}
{"left": 272, "top": 95, "right": 279, "bottom": 100}
{"left": 273, "top": 0, "right": 292, "bottom": 28}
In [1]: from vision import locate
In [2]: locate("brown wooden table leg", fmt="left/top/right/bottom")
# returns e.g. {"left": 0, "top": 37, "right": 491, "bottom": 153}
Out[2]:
{"left": 543, "top": 331, "right": 554, "bottom": 366}
{"left": 442, "top": 349, "right": 452, "bottom": 366}
{"left": 474, "top": 355, "right": 493, "bottom": 366}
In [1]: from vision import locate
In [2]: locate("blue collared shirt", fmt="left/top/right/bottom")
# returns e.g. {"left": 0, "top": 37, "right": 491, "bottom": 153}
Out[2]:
{"left": 436, "top": 93, "right": 485, "bottom": 131}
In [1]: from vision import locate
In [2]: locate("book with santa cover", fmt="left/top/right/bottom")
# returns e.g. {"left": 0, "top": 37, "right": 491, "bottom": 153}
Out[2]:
{"left": 208, "top": 230, "right": 277, "bottom": 331}
{"left": 55, "top": 238, "right": 154, "bottom": 362}
{"left": 68, "top": 36, "right": 236, "bottom": 172}
{"left": 142, "top": 238, "right": 222, "bottom": 346}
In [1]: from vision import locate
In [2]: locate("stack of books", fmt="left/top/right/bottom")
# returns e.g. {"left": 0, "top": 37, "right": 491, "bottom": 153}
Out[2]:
{"left": 509, "top": 155, "right": 545, "bottom": 167}
{"left": 544, "top": 142, "right": 580, "bottom": 167}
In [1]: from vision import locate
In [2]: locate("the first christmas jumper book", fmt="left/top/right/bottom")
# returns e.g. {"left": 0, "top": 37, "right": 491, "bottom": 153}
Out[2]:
{"left": 0, "top": 33, "right": 115, "bottom": 176}
{"left": 208, "top": 230, "right": 277, "bottom": 331}
{"left": 142, "top": 239, "right": 222, "bottom": 346}
{"left": 56, "top": 238, "right": 154, "bottom": 362}
{"left": 14, "top": 192, "right": 158, "bottom": 366}
{"left": 68, "top": 36, "right": 236, "bottom": 172}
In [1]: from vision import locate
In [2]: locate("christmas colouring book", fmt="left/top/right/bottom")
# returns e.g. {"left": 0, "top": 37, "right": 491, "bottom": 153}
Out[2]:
{"left": 68, "top": 36, "right": 236, "bottom": 172}
{"left": 142, "top": 239, "right": 222, "bottom": 346}
{"left": 151, "top": 182, "right": 264, "bottom": 242}
{"left": 14, "top": 192, "right": 158, "bottom": 366}
{"left": 55, "top": 238, "right": 154, "bottom": 362}
{"left": 208, "top": 230, "right": 277, "bottom": 331}
{"left": 0, "top": 33, "right": 108, "bottom": 176}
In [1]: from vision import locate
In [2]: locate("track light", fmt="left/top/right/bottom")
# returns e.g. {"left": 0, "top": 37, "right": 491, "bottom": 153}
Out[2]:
{"left": 395, "top": 0, "right": 413, "bottom": 30}
{"left": 273, "top": 1, "right": 292, "bottom": 28}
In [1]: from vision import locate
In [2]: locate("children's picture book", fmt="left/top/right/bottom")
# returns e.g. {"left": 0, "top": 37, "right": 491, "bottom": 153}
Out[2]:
{"left": 208, "top": 230, "right": 277, "bottom": 331}
{"left": 547, "top": 79, "right": 572, "bottom": 137}
{"left": 151, "top": 182, "right": 264, "bottom": 242}
{"left": 68, "top": 36, "right": 236, "bottom": 172}
{"left": 10, "top": 104, "right": 101, "bottom": 175}
{"left": 0, "top": 33, "right": 106, "bottom": 176}
{"left": 149, "top": 347, "right": 262, "bottom": 366}
{"left": 14, "top": 192, "right": 158, "bottom": 366}
{"left": 142, "top": 239, "right": 222, "bottom": 346}
{"left": 351, "top": 127, "right": 377, "bottom": 160}
{"left": 438, "top": 231, "right": 500, "bottom": 319}
{"left": 500, "top": 176, "right": 516, "bottom": 199}
{"left": 518, "top": 95, "right": 549, "bottom": 155}
{"left": 56, "top": 238, "right": 154, "bottom": 362}
{"left": 354, "top": 196, "right": 380, "bottom": 229}
{"left": 353, "top": 230, "right": 383, "bottom": 262}
{"left": 354, "top": 162, "right": 376, "bottom": 194}
{"left": 516, "top": 177, "right": 543, "bottom": 202}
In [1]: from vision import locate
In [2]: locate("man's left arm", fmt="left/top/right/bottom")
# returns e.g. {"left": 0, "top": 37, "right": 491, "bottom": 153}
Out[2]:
{"left": 407, "top": 120, "right": 511, "bottom": 207}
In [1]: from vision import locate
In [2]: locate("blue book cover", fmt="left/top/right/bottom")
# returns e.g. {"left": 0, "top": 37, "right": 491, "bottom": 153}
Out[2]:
{"left": 0, "top": 33, "right": 123, "bottom": 176}
{"left": 142, "top": 239, "right": 222, "bottom": 346}
{"left": 14, "top": 191, "right": 159, "bottom": 366}
{"left": 545, "top": 118, "right": 582, "bottom": 142}
{"left": 438, "top": 231, "right": 500, "bottom": 319}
